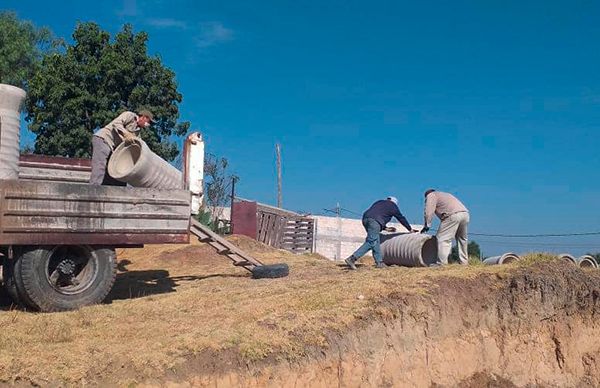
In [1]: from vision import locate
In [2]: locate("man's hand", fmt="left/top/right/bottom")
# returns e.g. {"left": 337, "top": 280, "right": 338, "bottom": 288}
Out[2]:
{"left": 384, "top": 226, "right": 397, "bottom": 232}
{"left": 420, "top": 226, "right": 430, "bottom": 234}
{"left": 123, "top": 136, "right": 137, "bottom": 145}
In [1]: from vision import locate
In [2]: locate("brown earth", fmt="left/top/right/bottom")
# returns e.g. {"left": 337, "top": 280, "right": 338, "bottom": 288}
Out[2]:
{"left": 0, "top": 237, "right": 599, "bottom": 387}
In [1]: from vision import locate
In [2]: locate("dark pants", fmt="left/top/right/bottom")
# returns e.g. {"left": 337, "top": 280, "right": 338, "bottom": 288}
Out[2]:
{"left": 90, "top": 136, "right": 126, "bottom": 186}
{"left": 350, "top": 217, "right": 383, "bottom": 264}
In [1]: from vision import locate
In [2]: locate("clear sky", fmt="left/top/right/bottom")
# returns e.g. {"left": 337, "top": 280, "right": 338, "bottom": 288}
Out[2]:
{"left": 5, "top": 0, "right": 600, "bottom": 256}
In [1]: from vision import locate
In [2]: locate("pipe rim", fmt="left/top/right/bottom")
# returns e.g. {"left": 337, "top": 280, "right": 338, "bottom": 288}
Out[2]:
{"left": 107, "top": 140, "right": 144, "bottom": 179}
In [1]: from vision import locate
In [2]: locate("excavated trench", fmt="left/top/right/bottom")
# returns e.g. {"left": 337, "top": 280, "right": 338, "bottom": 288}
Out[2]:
{"left": 148, "top": 261, "right": 600, "bottom": 387}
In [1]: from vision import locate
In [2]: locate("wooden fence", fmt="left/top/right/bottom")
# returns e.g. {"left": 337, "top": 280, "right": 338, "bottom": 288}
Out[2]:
{"left": 238, "top": 202, "right": 314, "bottom": 254}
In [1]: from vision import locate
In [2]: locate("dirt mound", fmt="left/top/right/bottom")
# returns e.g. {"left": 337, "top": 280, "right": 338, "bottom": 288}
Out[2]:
{"left": 152, "top": 261, "right": 600, "bottom": 387}
{"left": 1, "top": 244, "right": 600, "bottom": 387}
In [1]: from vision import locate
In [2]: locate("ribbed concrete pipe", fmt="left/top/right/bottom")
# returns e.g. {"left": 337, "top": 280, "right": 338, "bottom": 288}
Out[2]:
{"left": 107, "top": 139, "right": 183, "bottom": 189}
{"left": 558, "top": 253, "right": 577, "bottom": 265}
{"left": 0, "top": 84, "right": 27, "bottom": 180}
{"left": 482, "top": 253, "right": 520, "bottom": 265}
{"left": 577, "top": 255, "right": 598, "bottom": 269}
{"left": 380, "top": 233, "right": 438, "bottom": 267}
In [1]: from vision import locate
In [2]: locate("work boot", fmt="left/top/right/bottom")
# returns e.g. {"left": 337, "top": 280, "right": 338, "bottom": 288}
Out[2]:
{"left": 375, "top": 262, "right": 387, "bottom": 269}
{"left": 345, "top": 257, "right": 357, "bottom": 270}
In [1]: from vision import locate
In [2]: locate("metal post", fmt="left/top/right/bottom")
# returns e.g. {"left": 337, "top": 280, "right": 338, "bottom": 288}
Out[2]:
{"left": 230, "top": 175, "right": 238, "bottom": 233}
{"left": 276, "top": 143, "right": 282, "bottom": 208}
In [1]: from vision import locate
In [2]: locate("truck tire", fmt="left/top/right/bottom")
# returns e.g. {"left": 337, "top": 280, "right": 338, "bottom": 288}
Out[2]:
{"left": 15, "top": 245, "right": 117, "bottom": 312}
{"left": 251, "top": 263, "right": 289, "bottom": 279}
{"left": 2, "top": 258, "right": 22, "bottom": 306}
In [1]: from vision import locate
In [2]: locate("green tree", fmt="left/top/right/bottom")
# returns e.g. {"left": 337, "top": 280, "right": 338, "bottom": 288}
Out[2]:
{"left": 26, "top": 22, "right": 189, "bottom": 160}
{"left": 449, "top": 240, "right": 481, "bottom": 263}
{"left": 0, "top": 12, "right": 59, "bottom": 89}
{"left": 195, "top": 154, "right": 238, "bottom": 233}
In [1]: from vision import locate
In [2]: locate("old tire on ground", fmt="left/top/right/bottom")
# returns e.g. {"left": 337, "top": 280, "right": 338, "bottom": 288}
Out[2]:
{"left": 251, "top": 263, "right": 289, "bottom": 279}
{"left": 15, "top": 245, "right": 117, "bottom": 312}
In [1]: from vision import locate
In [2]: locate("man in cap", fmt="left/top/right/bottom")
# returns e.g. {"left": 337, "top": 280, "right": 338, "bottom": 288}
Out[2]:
{"left": 420, "top": 189, "right": 470, "bottom": 266}
{"left": 345, "top": 196, "right": 417, "bottom": 270}
{"left": 89, "top": 110, "right": 155, "bottom": 185}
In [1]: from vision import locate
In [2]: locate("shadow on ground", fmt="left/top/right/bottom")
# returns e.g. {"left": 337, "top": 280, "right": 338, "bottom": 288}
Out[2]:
{"left": 106, "top": 260, "right": 248, "bottom": 301}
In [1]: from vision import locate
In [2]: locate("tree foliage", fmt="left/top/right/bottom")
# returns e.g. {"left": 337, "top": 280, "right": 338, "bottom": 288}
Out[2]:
{"left": 26, "top": 22, "right": 189, "bottom": 160}
{"left": 0, "top": 11, "right": 59, "bottom": 89}
{"left": 449, "top": 240, "right": 481, "bottom": 262}
{"left": 199, "top": 154, "right": 238, "bottom": 233}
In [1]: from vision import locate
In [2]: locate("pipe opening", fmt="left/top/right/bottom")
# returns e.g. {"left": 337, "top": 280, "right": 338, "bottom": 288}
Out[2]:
{"left": 501, "top": 255, "right": 519, "bottom": 264}
{"left": 559, "top": 254, "right": 577, "bottom": 265}
{"left": 110, "top": 142, "right": 142, "bottom": 178}
{"left": 422, "top": 237, "right": 438, "bottom": 266}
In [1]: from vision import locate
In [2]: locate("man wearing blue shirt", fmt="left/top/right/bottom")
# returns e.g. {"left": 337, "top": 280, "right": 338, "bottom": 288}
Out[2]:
{"left": 345, "top": 196, "right": 416, "bottom": 270}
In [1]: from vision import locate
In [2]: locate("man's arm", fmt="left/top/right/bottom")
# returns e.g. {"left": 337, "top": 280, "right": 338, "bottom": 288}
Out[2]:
{"left": 392, "top": 205, "right": 413, "bottom": 232}
{"left": 113, "top": 112, "right": 137, "bottom": 140}
{"left": 424, "top": 193, "right": 437, "bottom": 228}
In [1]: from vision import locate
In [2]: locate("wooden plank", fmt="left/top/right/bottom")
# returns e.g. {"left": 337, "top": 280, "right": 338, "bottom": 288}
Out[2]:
{"left": 266, "top": 214, "right": 279, "bottom": 246}
{"left": 0, "top": 180, "right": 192, "bottom": 246}
{"left": 1, "top": 180, "right": 191, "bottom": 206}
{"left": 0, "top": 232, "right": 189, "bottom": 246}
{"left": 6, "top": 199, "right": 188, "bottom": 215}
{"left": 256, "top": 213, "right": 267, "bottom": 243}
{"left": 274, "top": 216, "right": 286, "bottom": 248}
{"left": 19, "top": 154, "right": 92, "bottom": 169}
{"left": 256, "top": 203, "right": 299, "bottom": 217}
{"left": 3, "top": 210, "right": 190, "bottom": 220}
{"left": 2, "top": 217, "right": 190, "bottom": 232}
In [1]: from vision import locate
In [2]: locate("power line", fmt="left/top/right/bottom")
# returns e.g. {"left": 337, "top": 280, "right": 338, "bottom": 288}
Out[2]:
{"left": 470, "top": 231, "right": 600, "bottom": 238}
{"left": 320, "top": 205, "right": 600, "bottom": 239}
{"left": 340, "top": 207, "right": 361, "bottom": 216}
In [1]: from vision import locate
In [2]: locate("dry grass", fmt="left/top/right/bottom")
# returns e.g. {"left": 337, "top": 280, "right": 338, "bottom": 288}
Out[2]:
{"left": 0, "top": 237, "right": 549, "bottom": 385}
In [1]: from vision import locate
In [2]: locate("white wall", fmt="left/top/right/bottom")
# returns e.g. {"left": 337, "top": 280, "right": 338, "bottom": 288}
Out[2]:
{"left": 312, "top": 215, "right": 423, "bottom": 261}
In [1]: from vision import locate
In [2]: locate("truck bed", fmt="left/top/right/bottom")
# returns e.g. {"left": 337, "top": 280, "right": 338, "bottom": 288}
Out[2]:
{"left": 0, "top": 155, "right": 191, "bottom": 246}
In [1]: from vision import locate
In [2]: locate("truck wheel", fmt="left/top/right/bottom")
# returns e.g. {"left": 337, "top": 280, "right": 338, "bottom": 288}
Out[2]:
{"left": 16, "top": 246, "right": 117, "bottom": 312}
{"left": 2, "top": 257, "right": 22, "bottom": 306}
{"left": 251, "top": 263, "right": 289, "bottom": 279}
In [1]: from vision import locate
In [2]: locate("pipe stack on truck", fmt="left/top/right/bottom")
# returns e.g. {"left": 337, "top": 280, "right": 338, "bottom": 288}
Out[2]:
{"left": 0, "top": 84, "right": 288, "bottom": 312}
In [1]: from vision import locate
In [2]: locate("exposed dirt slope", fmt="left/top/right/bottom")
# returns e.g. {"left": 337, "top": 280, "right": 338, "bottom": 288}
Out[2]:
{"left": 0, "top": 237, "right": 599, "bottom": 387}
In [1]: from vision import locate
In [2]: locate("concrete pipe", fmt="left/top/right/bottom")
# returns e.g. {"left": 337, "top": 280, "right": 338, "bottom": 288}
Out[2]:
{"left": 380, "top": 233, "right": 438, "bottom": 267}
{"left": 482, "top": 253, "right": 521, "bottom": 265}
{"left": 558, "top": 253, "right": 577, "bottom": 265}
{"left": 107, "top": 139, "right": 183, "bottom": 189}
{"left": 577, "top": 255, "right": 598, "bottom": 269}
{"left": 0, "top": 84, "right": 27, "bottom": 180}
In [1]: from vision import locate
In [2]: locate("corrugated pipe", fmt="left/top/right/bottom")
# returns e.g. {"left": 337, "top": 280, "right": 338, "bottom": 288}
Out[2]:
{"left": 107, "top": 139, "right": 183, "bottom": 189}
{"left": 577, "top": 255, "right": 598, "bottom": 268}
{"left": 558, "top": 253, "right": 577, "bottom": 265}
{"left": 380, "top": 233, "right": 438, "bottom": 267}
{"left": 0, "top": 84, "right": 27, "bottom": 180}
{"left": 482, "top": 253, "right": 521, "bottom": 265}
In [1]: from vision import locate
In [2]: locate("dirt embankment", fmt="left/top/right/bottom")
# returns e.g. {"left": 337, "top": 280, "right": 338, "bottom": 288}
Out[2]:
{"left": 150, "top": 262, "right": 600, "bottom": 387}
{"left": 2, "top": 238, "right": 599, "bottom": 387}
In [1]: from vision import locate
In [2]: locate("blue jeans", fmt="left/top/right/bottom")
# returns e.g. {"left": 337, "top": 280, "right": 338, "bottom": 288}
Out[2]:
{"left": 350, "top": 218, "right": 382, "bottom": 264}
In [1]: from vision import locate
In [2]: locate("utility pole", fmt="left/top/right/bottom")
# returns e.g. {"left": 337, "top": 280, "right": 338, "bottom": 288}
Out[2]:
{"left": 276, "top": 143, "right": 282, "bottom": 208}
{"left": 229, "top": 175, "right": 239, "bottom": 234}
{"left": 336, "top": 202, "right": 342, "bottom": 260}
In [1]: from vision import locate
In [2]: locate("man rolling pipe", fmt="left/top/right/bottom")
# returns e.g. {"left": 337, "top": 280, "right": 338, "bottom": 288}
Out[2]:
{"left": 345, "top": 196, "right": 417, "bottom": 270}
{"left": 89, "top": 110, "right": 155, "bottom": 186}
{"left": 421, "top": 189, "right": 470, "bottom": 266}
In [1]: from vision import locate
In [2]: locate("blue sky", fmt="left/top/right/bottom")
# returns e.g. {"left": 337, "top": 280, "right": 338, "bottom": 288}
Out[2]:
{"left": 5, "top": 0, "right": 600, "bottom": 256}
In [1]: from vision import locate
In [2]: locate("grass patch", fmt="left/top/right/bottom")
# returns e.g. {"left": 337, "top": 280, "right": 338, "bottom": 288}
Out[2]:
{"left": 0, "top": 236, "right": 559, "bottom": 385}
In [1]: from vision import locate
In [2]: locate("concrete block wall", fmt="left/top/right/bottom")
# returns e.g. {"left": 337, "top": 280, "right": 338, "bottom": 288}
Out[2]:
{"left": 312, "top": 215, "right": 423, "bottom": 261}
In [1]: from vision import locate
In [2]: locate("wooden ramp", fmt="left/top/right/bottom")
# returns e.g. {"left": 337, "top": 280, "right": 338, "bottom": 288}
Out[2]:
{"left": 189, "top": 219, "right": 263, "bottom": 272}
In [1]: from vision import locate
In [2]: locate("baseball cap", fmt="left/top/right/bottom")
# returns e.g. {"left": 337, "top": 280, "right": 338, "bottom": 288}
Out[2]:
{"left": 138, "top": 109, "right": 156, "bottom": 122}
{"left": 386, "top": 196, "right": 398, "bottom": 205}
